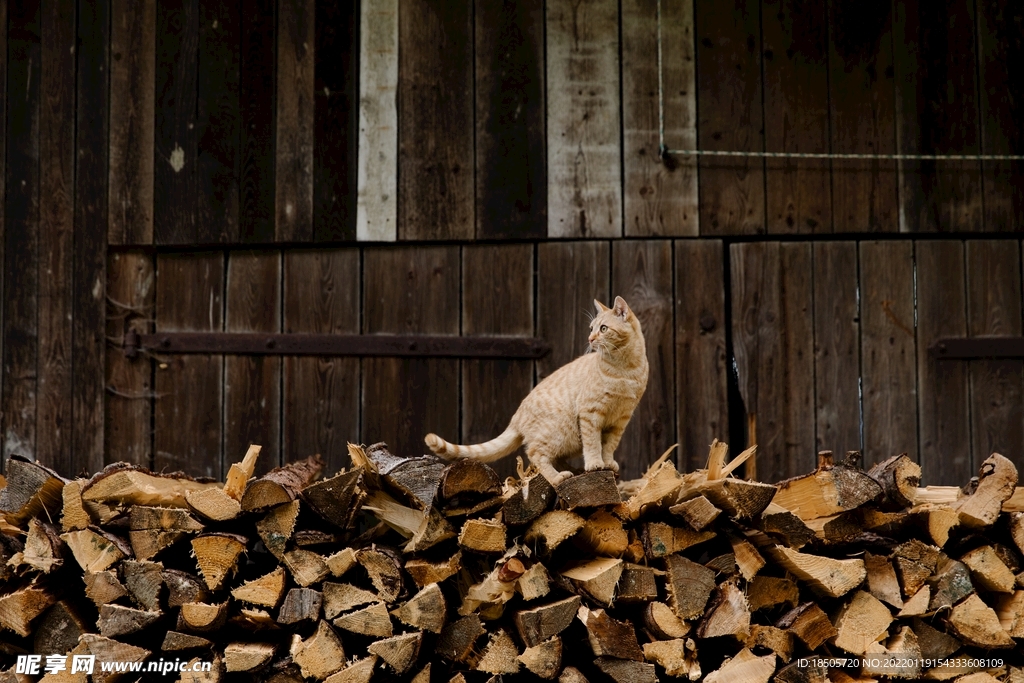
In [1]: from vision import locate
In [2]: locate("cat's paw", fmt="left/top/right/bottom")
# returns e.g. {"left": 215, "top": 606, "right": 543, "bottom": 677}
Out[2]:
{"left": 605, "top": 459, "right": 620, "bottom": 474}
{"left": 550, "top": 470, "right": 574, "bottom": 486}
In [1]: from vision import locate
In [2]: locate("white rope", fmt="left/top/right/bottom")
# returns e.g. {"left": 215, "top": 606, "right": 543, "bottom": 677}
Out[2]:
{"left": 654, "top": 1, "right": 1024, "bottom": 163}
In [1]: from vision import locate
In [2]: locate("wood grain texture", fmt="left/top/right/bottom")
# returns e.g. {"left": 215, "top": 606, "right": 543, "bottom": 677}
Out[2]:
{"left": 611, "top": 241, "right": 675, "bottom": 479}
{"left": 812, "top": 242, "right": 861, "bottom": 456}
{"left": 674, "top": 240, "right": 729, "bottom": 472}
{"left": 696, "top": 0, "right": 765, "bottom": 236}
{"left": 0, "top": 0, "right": 5, "bottom": 471}
{"left": 546, "top": 0, "right": 622, "bottom": 238}
{"left": 858, "top": 241, "right": 918, "bottom": 466}
{"left": 313, "top": 0, "right": 358, "bottom": 242}
{"left": 915, "top": 241, "right": 970, "bottom": 486}
{"left": 976, "top": 0, "right": 1024, "bottom": 231}
{"left": 827, "top": 0, "right": 898, "bottom": 233}
{"left": 474, "top": 0, "right": 546, "bottom": 240}
{"left": 225, "top": 252, "right": 282, "bottom": 473}
{"left": 153, "top": 253, "right": 224, "bottom": 478}
{"left": 730, "top": 242, "right": 814, "bottom": 482}
{"left": 762, "top": 0, "right": 830, "bottom": 234}
{"left": 893, "top": 0, "right": 983, "bottom": 232}
{"left": 622, "top": 0, "right": 697, "bottom": 237}
{"left": 462, "top": 245, "right": 534, "bottom": 478}
{"left": 356, "top": 0, "right": 398, "bottom": 241}
{"left": 966, "top": 241, "right": 1023, "bottom": 472}
{"left": 283, "top": 249, "right": 360, "bottom": 473}
{"left": 362, "top": 247, "right": 460, "bottom": 457}
{"left": 74, "top": 0, "right": 111, "bottom": 475}
{"left": 37, "top": 0, "right": 76, "bottom": 475}
{"left": 276, "top": 0, "right": 316, "bottom": 241}
{"left": 154, "top": 0, "right": 199, "bottom": 244}
{"left": 105, "top": 252, "right": 154, "bottom": 468}
{"left": 536, "top": 241, "right": 611, "bottom": 380}
{"left": 398, "top": 0, "right": 474, "bottom": 240}
{"left": 3, "top": 0, "right": 41, "bottom": 463}
{"left": 196, "top": 0, "right": 240, "bottom": 243}
{"left": 239, "top": 0, "right": 276, "bottom": 242}
{"left": 108, "top": 0, "right": 155, "bottom": 245}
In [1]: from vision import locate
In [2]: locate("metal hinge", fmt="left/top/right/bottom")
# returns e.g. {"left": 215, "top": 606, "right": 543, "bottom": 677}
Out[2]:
{"left": 122, "top": 330, "right": 550, "bottom": 360}
{"left": 930, "top": 337, "right": 1024, "bottom": 359}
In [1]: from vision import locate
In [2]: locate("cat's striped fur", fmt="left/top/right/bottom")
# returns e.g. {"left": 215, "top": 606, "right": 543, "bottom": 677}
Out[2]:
{"left": 425, "top": 296, "right": 648, "bottom": 486}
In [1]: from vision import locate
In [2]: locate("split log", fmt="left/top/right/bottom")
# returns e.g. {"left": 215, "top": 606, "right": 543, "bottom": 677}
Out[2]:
{"left": 128, "top": 505, "right": 203, "bottom": 560}
{"left": 995, "top": 590, "right": 1024, "bottom": 637}
{"left": 643, "top": 601, "right": 690, "bottom": 639}
{"left": 292, "top": 620, "right": 345, "bottom": 679}
{"left": 61, "top": 479, "right": 94, "bottom": 531}
{"left": 224, "top": 642, "right": 275, "bottom": 672}
{"left": 525, "top": 510, "right": 585, "bottom": 552}
{"left": 832, "top": 590, "right": 892, "bottom": 655}
{"left": 356, "top": 546, "right": 404, "bottom": 602}
{"left": 302, "top": 468, "right": 365, "bottom": 530}
{"left": 33, "top": 600, "right": 88, "bottom": 658}
{"left": 776, "top": 602, "right": 837, "bottom": 650}
{"left": 670, "top": 494, "right": 721, "bottom": 530}
{"left": 616, "top": 563, "right": 658, "bottom": 603}
{"left": 746, "top": 575, "right": 799, "bottom": 611}
{"left": 502, "top": 467, "right": 556, "bottom": 526}
{"left": 574, "top": 510, "right": 629, "bottom": 556}
{"left": 927, "top": 557, "right": 973, "bottom": 611}
{"left": 0, "top": 456, "right": 66, "bottom": 524}
{"left": 191, "top": 533, "right": 247, "bottom": 590}
{"left": 865, "top": 552, "right": 904, "bottom": 608}
{"left": 703, "top": 647, "right": 774, "bottom": 683}
{"left": 519, "top": 636, "right": 562, "bottom": 679}
{"left": 642, "top": 521, "right": 715, "bottom": 558}
{"left": 475, "top": 629, "right": 521, "bottom": 675}
{"left": 758, "top": 503, "right": 814, "bottom": 549}
{"left": 745, "top": 624, "right": 793, "bottom": 663}
{"left": 555, "top": 470, "right": 621, "bottom": 509}
{"left": 231, "top": 567, "right": 287, "bottom": 608}
{"left": 622, "top": 460, "right": 685, "bottom": 520}
{"left": 436, "top": 614, "right": 485, "bottom": 662}
{"left": 367, "top": 632, "right": 423, "bottom": 675}
{"left": 515, "top": 596, "right": 581, "bottom": 648}
{"left": 241, "top": 455, "right": 324, "bottom": 512}
{"left": 912, "top": 616, "right": 961, "bottom": 660}
{"left": 440, "top": 459, "right": 502, "bottom": 502}
{"left": 323, "top": 582, "right": 379, "bottom": 619}
{"left": 178, "top": 601, "right": 228, "bottom": 632}
{"left": 283, "top": 549, "right": 330, "bottom": 587}
{"left": 333, "top": 601, "right": 392, "bottom": 637}
{"left": 954, "top": 453, "right": 1018, "bottom": 528}
{"left": 697, "top": 581, "right": 750, "bottom": 639}
{"left": 277, "top": 588, "right": 322, "bottom": 625}
{"left": 10, "top": 518, "right": 64, "bottom": 573}
{"left": 578, "top": 606, "right": 644, "bottom": 661}
{"left": 559, "top": 668, "right": 589, "bottom": 683}
{"left": 163, "top": 569, "right": 209, "bottom": 607}
{"left": 762, "top": 545, "right": 865, "bottom": 598}
{"left": 80, "top": 634, "right": 150, "bottom": 683}
{"left": 664, "top": 554, "right": 716, "bottom": 619}
{"left": 256, "top": 500, "right": 300, "bottom": 560}
{"left": 560, "top": 557, "right": 622, "bottom": 605}
{"left": 122, "top": 559, "right": 163, "bottom": 611}
{"left": 868, "top": 453, "right": 921, "bottom": 508}
{"left": 162, "top": 631, "right": 213, "bottom": 652}
{"left": 458, "top": 517, "right": 506, "bottom": 553}
{"left": 392, "top": 582, "right": 446, "bottom": 633}
{"left": 326, "top": 547, "right": 357, "bottom": 577}
{"left": 947, "top": 593, "right": 1014, "bottom": 648}
{"left": 728, "top": 534, "right": 765, "bottom": 580}
{"left": 594, "top": 658, "right": 657, "bottom": 683}
{"left": 405, "top": 551, "right": 461, "bottom": 588}
{"left": 772, "top": 455, "right": 882, "bottom": 520}
{"left": 961, "top": 545, "right": 1016, "bottom": 592}
{"left": 516, "top": 561, "right": 551, "bottom": 601}
{"left": 98, "top": 604, "right": 161, "bottom": 637}
{"left": 325, "top": 656, "right": 377, "bottom": 683}
{"left": 642, "top": 638, "right": 701, "bottom": 680}
{"left": 61, "top": 527, "right": 129, "bottom": 572}
{"left": 82, "top": 463, "right": 217, "bottom": 508}
{"left": 696, "top": 478, "right": 777, "bottom": 520}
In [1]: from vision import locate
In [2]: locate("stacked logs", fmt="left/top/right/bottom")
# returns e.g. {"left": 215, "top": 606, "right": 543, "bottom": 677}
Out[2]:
{"left": 2, "top": 440, "right": 1024, "bottom": 683}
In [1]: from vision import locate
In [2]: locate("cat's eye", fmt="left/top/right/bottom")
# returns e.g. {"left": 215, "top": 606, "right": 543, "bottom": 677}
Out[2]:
{"left": 600, "top": 325, "right": 607, "bottom": 332}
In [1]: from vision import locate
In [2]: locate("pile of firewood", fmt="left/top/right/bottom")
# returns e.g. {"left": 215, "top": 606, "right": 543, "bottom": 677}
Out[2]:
{"left": 2, "top": 439, "right": 1024, "bottom": 683}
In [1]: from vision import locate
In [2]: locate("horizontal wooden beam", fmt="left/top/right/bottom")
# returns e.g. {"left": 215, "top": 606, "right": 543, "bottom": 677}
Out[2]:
{"left": 931, "top": 337, "right": 1024, "bottom": 359}
{"left": 123, "top": 331, "right": 550, "bottom": 360}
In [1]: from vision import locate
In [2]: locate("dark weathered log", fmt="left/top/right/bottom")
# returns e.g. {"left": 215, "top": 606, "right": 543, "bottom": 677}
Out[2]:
{"left": 241, "top": 455, "right": 324, "bottom": 512}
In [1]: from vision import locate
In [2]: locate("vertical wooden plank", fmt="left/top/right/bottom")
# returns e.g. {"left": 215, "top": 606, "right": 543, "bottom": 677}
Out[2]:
{"left": 153, "top": 253, "right": 224, "bottom": 478}
{"left": 108, "top": 0, "right": 155, "bottom": 245}
{"left": 674, "top": 240, "right": 729, "bottom": 472}
{"left": 356, "top": 0, "right": 398, "bottom": 242}
{"left": 812, "top": 242, "right": 861, "bottom": 455}
{"left": 976, "top": 0, "right": 1024, "bottom": 232}
{"left": 474, "top": 0, "right": 546, "bottom": 240}
{"left": 398, "top": 0, "right": 474, "bottom": 241}
{"left": 462, "top": 245, "right": 534, "bottom": 478}
{"left": 74, "top": 0, "right": 110, "bottom": 475}
{"left": 239, "top": 0, "right": 276, "bottom": 242}
{"left": 696, "top": 0, "right": 765, "bottom": 236}
{"left": 313, "top": 0, "right": 358, "bottom": 242}
{"left": 362, "top": 246, "right": 460, "bottom": 457}
{"left": 154, "top": 0, "right": 199, "bottom": 244}
{"left": 37, "top": 0, "right": 76, "bottom": 475}
{"left": 893, "top": 0, "right": 983, "bottom": 232}
{"left": 283, "top": 249, "right": 360, "bottom": 473}
{"left": 537, "top": 242, "right": 612, "bottom": 380}
{"left": 611, "top": 241, "right": 674, "bottom": 479}
{"left": 0, "top": 0, "right": 6, "bottom": 470}
{"left": 762, "top": 0, "right": 830, "bottom": 234}
{"left": 105, "top": 253, "right": 154, "bottom": 468}
{"left": 622, "top": 0, "right": 698, "bottom": 237}
{"left": 3, "top": 0, "right": 42, "bottom": 462}
{"left": 276, "top": 0, "right": 315, "bottom": 241}
{"left": 731, "top": 242, "right": 815, "bottom": 481}
{"left": 859, "top": 241, "right": 918, "bottom": 465}
{"left": 827, "top": 0, "right": 898, "bottom": 233}
{"left": 196, "top": 0, "right": 240, "bottom": 243}
{"left": 916, "top": 241, "right": 970, "bottom": 485}
{"left": 546, "top": 0, "right": 622, "bottom": 238}
{"left": 966, "top": 241, "right": 1023, "bottom": 471}
{"left": 225, "top": 252, "right": 282, "bottom": 471}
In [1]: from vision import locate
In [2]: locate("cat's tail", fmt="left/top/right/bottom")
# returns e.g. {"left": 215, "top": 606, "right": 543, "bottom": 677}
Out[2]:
{"left": 424, "top": 427, "right": 522, "bottom": 463}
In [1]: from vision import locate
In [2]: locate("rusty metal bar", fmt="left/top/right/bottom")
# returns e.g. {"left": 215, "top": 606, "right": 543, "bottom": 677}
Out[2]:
{"left": 930, "top": 337, "right": 1024, "bottom": 359}
{"left": 123, "top": 330, "right": 550, "bottom": 360}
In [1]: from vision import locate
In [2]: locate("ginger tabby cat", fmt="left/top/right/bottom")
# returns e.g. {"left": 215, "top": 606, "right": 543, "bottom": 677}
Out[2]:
{"left": 425, "top": 296, "right": 648, "bottom": 486}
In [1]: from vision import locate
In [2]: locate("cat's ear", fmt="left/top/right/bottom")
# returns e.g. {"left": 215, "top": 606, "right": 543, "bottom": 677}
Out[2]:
{"left": 613, "top": 296, "right": 631, "bottom": 319}
{"left": 593, "top": 299, "right": 610, "bottom": 314}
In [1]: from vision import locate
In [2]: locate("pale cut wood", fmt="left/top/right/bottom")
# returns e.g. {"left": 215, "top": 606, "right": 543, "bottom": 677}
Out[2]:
{"left": 61, "top": 528, "right": 127, "bottom": 573}
{"left": 324, "top": 656, "right": 377, "bottom": 683}
{"left": 81, "top": 634, "right": 150, "bottom": 683}
{"left": 517, "top": 562, "right": 551, "bottom": 601}
{"left": 697, "top": 581, "right": 751, "bottom": 639}
{"left": 623, "top": 460, "right": 685, "bottom": 520}
{"left": 224, "top": 642, "right": 275, "bottom": 672}
{"left": 763, "top": 545, "right": 866, "bottom": 598}
{"left": 704, "top": 648, "right": 775, "bottom": 683}
{"left": 458, "top": 517, "right": 506, "bottom": 553}
{"left": 643, "top": 602, "right": 690, "bottom": 640}
{"left": 776, "top": 602, "right": 837, "bottom": 650}
{"left": 578, "top": 606, "right": 644, "bottom": 661}
{"left": 747, "top": 575, "right": 799, "bottom": 611}
{"left": 13, "top": 518, "right": 63, "bottom": 573}
{"left": 728, "top": 535, "right": 766, "bottom": 580}
{"left": 293, "top": 621, "right": 345, "bottom": 680}
{"left": 897, "top": 586, "right": 931, "bottom": 617}
{"left": 405, "top": 551, "right": 461, "bottom": 588}
{"left": 368, "top": 631, "right": 423, "bottom": 674}
{"left": 948, "top": 593, "right": 1014, "bottom": 648}
{"left": 772, "top": 463, "right": 882, "bottom": 520}
{"left": 546, "top": 0, "right": 621, "bottom": 237}
{"left": 84, "top": 570, "right": 128, "bottom": 607}
{"left": 61, "top": 480, "right": 93, "bottom": 531}
{"left": 333, "top": 601, "right": 392, "bottom": 637}
{"left": 185, "top": 488, "right": 240, "bottom": 522}
{"left": 326, "top": 547, "right": 357, "bottom": 577}
{"left": 525, "top": 510, "right": 585, "bottom": 552}
{"left": 519, "top": 637, "right": 562, "bottom": 679}
{"left": 515, "top": 596, "right": 581, "bottom": 648}
{"left": 745, "top": 625, "right": 794, "bottom": 663}
{"left": 670, "top": 494, "right": 721, "bottom": 530}
{"left": 82, "top": 467, "right": 219, "bottom": 508}
{"left": 191, "top": 534, "right": 246, "bottom": 590}
{"left": 356, "top": 0, "right": 397, "bottom": 241}
{"left": 833, "top": 590, "right": 893, "bottom": 655}
{"left": 994, "top": 590, "right": 1024, "bottom": 638}
{"left": 256, "top": 499, "right": 299, "bottom": 560}
{"left": 324, "top": 582, "right": 380, "bottom": 619}
{"left": 0, "top": 584, "right": 56, "bottom": 637}
{"left": 962, "top": 545, "right": 1016, "bottom": 592}
{"left": 475, "top": 629, "right": 521, "bottom": 675}
{"left": 955, "top": 453, "right": 1018, "bottom": 528}
{"left": 560, "top": 557, "right": 622, "bottom": 605}
{"left": 0, "top": 457, "right": 66, "bottom": 524}
{"left": 862, "top": 625, "right": 921, "bottom": 678}
{"left": 643, "top": 639, "right": 701, "bottom": 680}
{"left": 392, "top": 582, "right": 446, "bottom": 633}
{"left": 231, "top": 567, "right": 287, "bottom": 608}
{"left": 178, "top": 601, "right": 228, "bottom": 632}
{"left": 283, "top": 549, "right": 330, "bottom": 587}
{"left": 664, "top": 553, "right": 716, "bottom": 619}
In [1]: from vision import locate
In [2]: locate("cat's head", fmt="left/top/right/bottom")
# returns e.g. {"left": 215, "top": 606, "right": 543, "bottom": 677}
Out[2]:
{"left": 588, "top": 296, "right": 641, "bottom": 353}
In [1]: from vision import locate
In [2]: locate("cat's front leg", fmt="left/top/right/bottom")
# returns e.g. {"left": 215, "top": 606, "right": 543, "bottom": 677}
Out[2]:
{"left": 579, "top": 412, "right": 605, "bottom": 471}
{"left": 601, "top": 419, "right": 628, "bottom": 472}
